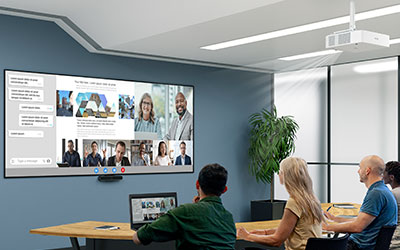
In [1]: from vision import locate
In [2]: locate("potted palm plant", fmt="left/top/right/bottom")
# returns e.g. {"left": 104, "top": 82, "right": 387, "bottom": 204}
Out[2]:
{"left": 248, "top": 106, "right": 298, "bottom": 221}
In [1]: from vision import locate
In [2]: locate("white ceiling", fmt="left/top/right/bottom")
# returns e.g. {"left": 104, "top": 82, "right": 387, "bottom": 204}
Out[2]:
{"left": 1, "top": 0, "right": 400, "bottom": 72}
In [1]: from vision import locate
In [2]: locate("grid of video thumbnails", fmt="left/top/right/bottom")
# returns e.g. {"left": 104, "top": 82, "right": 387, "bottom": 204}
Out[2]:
{"left": 131, "top": 197, "right": 176, "bottom": 222}
{"left": 58, "top": 139, "right": 193, "bottom": 168}
{"left": 56, "top": 82, "right": 194, "bottom": 174}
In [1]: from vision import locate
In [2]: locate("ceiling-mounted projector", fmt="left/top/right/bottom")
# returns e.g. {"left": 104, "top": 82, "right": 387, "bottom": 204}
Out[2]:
{"left": 326, "top": 30, "right": 389, "bottom": 52}
{"left": 325, "top": 0, "right": 390, "bottom": 52}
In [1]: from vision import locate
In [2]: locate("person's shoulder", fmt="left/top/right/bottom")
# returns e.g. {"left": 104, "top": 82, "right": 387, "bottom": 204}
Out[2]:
{"left": 371, "top": 184, "right": 391, "bottom": 194}
{"left": 167, "top": 203, "right": 193, "bottom": 216}
{"left": 392, "top": 187, "right": 400, "bottom": 196}
{"left": 171, "top": 116, "right": 179, "bottom": 123}
{"left": 366, "top": 187, "right": 382, "bottom": 197}
{"left": 186, "top": 111, "right": 193, "bottom": 119}
{"left": 286, "top": 197, "right": 296, "bottom": 205}
{"left": 285, "top": 197, "right": 302, "bottom": 215}
{"left": 366, "top": 186, "right": 393, "bottom": 201}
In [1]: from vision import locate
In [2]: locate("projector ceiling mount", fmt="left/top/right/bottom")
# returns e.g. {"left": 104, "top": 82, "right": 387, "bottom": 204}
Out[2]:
{"left": 325, "top": 0, "right": 390, "bottom": 52}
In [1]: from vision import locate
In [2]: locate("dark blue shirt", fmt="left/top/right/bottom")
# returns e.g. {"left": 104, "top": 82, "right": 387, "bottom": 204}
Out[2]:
{"left": 350, "top": 180, "right": 397, "bottom": 250}
{"left": 62, "top": 151, "right": 81, "bottom": 167}
{"left": 83, "top": 153, "right": 105, "bottom": 167}
{"left": 175, "top": 155, "right": 192, "bottom": 165}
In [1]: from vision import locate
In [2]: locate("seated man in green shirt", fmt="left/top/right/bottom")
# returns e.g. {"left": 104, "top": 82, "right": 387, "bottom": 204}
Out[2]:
{"left": 132, "top": 163, "right": 236, "bottom": 250}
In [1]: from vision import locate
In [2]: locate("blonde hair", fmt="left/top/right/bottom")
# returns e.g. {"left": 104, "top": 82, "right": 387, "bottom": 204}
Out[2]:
{"left": 280, "top": 157, "right": 324, "bottom": 224}
{"left": 138, "top": 93, "right": 155, "bottom": 124}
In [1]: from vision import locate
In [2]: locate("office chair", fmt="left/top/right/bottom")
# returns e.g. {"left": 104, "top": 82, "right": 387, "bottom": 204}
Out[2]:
{"left": 243, "top": 233, "right": 349, "bottom": 250}
{"left": 305, "top": 233, "right": 349, "bottom": 250}
{"left": 374, "top": 225, "right": 396, "bottom": 250}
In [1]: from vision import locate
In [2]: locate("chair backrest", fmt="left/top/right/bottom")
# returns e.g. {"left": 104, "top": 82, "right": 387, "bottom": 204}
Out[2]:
{"left": 305, "top": 233, "right": 350, "bottom": 250}
{"left": 374, "top": 225, "right": 397, "bottom": 250}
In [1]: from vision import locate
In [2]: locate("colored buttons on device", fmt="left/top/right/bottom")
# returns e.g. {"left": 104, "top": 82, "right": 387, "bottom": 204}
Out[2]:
{"left": 112, "top": 168, "right": 117, "bottom": 173}
{"left": 121, "top": 167, "right": 125, "bottom": 173}
{"left": 103, "top": 168, "right": 108, "bottom": 173}
{"left": 94, "top": 168, "right": 99, "bottom": 173}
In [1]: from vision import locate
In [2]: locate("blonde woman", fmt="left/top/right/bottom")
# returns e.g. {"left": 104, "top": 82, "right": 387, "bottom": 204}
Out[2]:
{"left": 237, "top": 157, "right": 323, "bottom": 250}
{"left": 134, "top": 93, "right": 162, "bottom": 139}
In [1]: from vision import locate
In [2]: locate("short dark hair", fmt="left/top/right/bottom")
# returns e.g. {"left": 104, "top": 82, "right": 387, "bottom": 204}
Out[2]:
{"left": 180, "top": 141, "right": 186, "bottom": 147}
{"left": 386, "top": 161, "right": 400, "bottom": 184}
{"left": 198, "top": 163, "right": 228, "bottom": 196}
{"left": 67, "top": 140, "right": 73, "bottom": 144}
{"left": 116, "top": 141, "right": 126, "bottom": 149}
{"left": 91, "top": 141, "right": 98, "bottom": 147}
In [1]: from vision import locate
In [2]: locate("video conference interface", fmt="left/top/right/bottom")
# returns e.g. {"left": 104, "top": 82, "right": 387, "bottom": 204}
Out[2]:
{"left": 130, "top": 196, "right": 176, "bottom": 223}
{"left": 5, "top": 70, "right": 194, "bottom": 177}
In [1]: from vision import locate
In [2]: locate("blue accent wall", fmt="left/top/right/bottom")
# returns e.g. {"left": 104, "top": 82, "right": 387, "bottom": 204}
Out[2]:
{"left": 0, "top": 14, "right": 272, "bottom": 249}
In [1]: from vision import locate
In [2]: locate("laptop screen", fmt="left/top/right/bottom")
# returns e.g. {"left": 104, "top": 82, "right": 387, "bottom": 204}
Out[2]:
{"left": 129, "top": 192, "right": 177, "bottom": 229}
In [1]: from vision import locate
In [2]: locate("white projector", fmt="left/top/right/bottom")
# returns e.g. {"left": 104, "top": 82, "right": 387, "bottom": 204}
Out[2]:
{"left": 326, "top": 30, "right": 390, "bottom": 52}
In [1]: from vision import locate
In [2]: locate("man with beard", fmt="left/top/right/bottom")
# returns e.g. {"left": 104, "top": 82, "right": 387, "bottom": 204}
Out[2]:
{"left": 83, "top": 141, "right": 106, "bottom": 167}
{"left": 62, "top": 140, "right": 81, "bottom": 167}
{"left": 107, "top": 141, "right": 131, "bottom": 166}
{"left": 164, "top": 92, "right": 193, "bottom": 140}
{"left": 133, "top": 142, "right": 151, "bottom": 166}
{"left": 323, "top": 155, "right": 397, "bottom": 250}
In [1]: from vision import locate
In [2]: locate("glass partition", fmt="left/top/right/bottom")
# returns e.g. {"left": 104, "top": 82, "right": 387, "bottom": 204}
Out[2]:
{"left": 274, "top": 68, "right": 328, "bottom": 202}
{"left": 275, "top": 68, "right": 328, "bottom": 162}
{"left": 273, "top": 56, "right": 398, "bottom": 203}
{"left": 331, "top": 165, "right": 366, "bottom": 204}
{"left": 331, "top": 57, "right": 398, "bottom": 163}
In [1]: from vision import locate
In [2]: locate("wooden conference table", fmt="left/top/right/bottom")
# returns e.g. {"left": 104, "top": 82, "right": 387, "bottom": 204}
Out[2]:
{"left": 30, "top": 203, "right": 360, "bottom": 250}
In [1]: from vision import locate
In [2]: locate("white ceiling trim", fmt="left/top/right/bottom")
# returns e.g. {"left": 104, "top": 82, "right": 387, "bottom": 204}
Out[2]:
{"left": 0, "top": 7, "right": 273, "bottom": 73}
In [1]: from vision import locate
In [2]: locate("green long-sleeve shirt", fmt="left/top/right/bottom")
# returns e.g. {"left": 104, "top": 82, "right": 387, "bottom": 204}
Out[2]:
{"left": 137, "top": 196, "right": 236, "bottom": 250}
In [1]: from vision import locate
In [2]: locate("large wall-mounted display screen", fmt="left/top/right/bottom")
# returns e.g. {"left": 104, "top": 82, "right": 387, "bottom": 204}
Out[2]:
{"left": 5, "top": 70, "right": 194, "bottom": 177}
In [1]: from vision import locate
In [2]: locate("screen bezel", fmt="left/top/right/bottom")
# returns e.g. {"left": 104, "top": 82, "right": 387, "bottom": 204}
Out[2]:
{"left": 4, "top": 69, "right": 195, "bottom": 178}
{"left": 129, "top": 192, "right": 178, "bottom": 230}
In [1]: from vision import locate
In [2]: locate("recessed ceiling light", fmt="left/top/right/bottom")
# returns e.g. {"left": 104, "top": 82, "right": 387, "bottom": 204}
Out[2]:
{"left": 275, "top": 69, "right": 327, "bottom": 83}
{"left": 278, "top": 50, "right": 342, "bottom": 61}
{"left": 390, "top": 38, "right": 400, "bottom": 45}
{"left": 353, "top": 60, "right": 398, "bottom": 73}
{"left": 201, "top": 4, "right": 400, "bottom": 51}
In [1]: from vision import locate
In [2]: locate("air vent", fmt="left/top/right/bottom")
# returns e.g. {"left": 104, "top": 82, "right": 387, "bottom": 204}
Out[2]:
{"left": 338, "top": 32, "right": 351, "bottom": 45}
{"left": 328, "top": 35, "right": 336, "bottom": 47}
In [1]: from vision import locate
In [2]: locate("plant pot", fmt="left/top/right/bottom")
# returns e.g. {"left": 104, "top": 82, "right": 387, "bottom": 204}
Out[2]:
{"left": 251, "top": 199, "right": 287, "bottom": 221}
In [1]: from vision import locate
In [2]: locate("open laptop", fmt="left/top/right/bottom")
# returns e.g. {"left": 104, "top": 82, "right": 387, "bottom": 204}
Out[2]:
{"left": 129, "top": 192, "right": 178, "bottom": 230}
